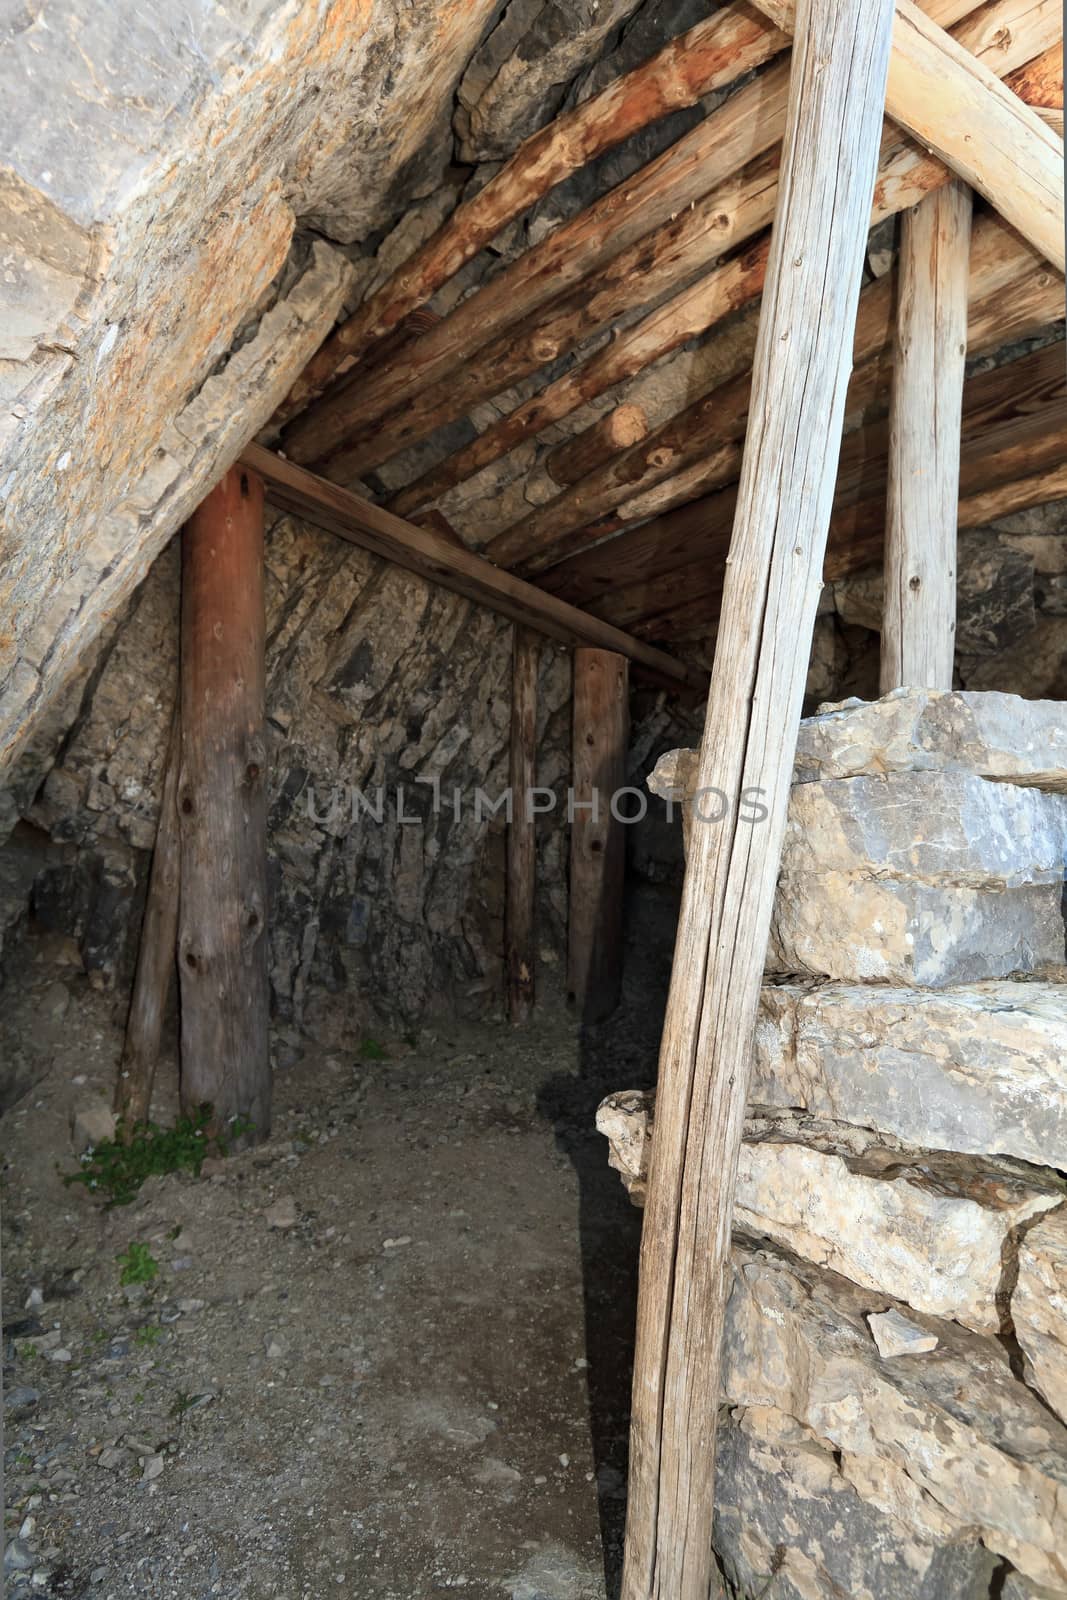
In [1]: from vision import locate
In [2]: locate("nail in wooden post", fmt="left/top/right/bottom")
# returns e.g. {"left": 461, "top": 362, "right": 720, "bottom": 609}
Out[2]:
{"left": 177, "top": 466, "right": 271, "bottom": 1143}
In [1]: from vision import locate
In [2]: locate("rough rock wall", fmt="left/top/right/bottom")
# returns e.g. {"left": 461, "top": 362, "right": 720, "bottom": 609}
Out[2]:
{"left": 13, "top": 510, "right": 574, "bottom": 1034}
{"left": 0, "top": 0, "right": 500, "bottom": 769}
{"left": 602, "top": 691, "right": 1067, "bottom": 1598}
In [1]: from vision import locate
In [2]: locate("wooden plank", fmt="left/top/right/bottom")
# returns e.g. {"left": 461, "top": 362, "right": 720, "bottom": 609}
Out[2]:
{"left": 881, "top": 181, "right": 972, "bottom": 691}
{"left": 506, "top": 627, "right": 539, "bottom": 1024}
{"left": 545, "top": 406, "right": 649, "bottom": 487}
{"left": 753, "top": 0, "right": 1063, "bottom": 268}
{"left": 114, "top": 708, "right": 181, "bottom": 1129}
{"left": 177, "top": 466, "right": 271, "bottom": 1144}
{"left": 568, "top": 649, "right": 629, "bottom": 1025}
{"left": 621, "top": 1, "right": 895, "bottom": 1593}
{"left": 240, "top": 444, "right": 704, "bottom": 692}
{"left": 488, "top": 200, "right": 1058, "bottom": 577}
{"left": 277, "top": 4, "right": 790, "bottom": 422}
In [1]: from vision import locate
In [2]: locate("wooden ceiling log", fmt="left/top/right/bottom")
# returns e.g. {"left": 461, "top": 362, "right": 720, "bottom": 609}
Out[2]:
{"left": 544, "top": 405, "right": 649, "bottom": 487}
{"left": 319, "top": 158, "right": 781, "bottom": 482}
{"left": 1005, "top": 41, "right": 1063, "bottom": 107}
{"left": 385, "top": 6, "right": 1060, "bottom": 522}
{"left": 276, "top": 4, "right": 790, "bottom": 424}
{"left": 239, "top": 444, "right": 703, "bottom": 691}
{"left": 281, "top": 0, "right": 1013, "bottom": 467}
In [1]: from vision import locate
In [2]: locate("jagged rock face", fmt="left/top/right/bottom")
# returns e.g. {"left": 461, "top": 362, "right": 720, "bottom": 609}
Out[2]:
{"left": 0, "top": 0, "right": 498, "bottom": 771}
{"left": 23, "top": 510, "right": 574, "bottom": 1030}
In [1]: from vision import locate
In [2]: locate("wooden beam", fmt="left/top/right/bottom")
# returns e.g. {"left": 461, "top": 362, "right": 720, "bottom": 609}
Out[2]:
{"left": 545, "top": 406, "right": 649, "bottom": 488}
{"left": 881, "top": 181, "right": 972, "bottom": 691}
{"left": 752, "top": 0, "right": 1063, "bottom": 270}
{"left": 506, "top": 627, "right": 539, "bottom": 1024}
{"left": 177, "top": 467, "right": 271, "bottom": 1144}
{"left": 114, "top": 708, "right": 181, "bottom": 1130}
{"left": 276, "top": 4, "right": 790, "bottom": 422}
{"left": 285, "top": 0, "right": 1054, "bottom": 491}
{"left": 621, "top": 2, "right": 894, "bottom": 1594}
{"left": 240, "top": 445, "right": 704, "bottom": 692}
{"left": 568, "top": 648, "right": 629, "bottom": 1025}
{"left": 487, "top": 201, "right": 1059, "bottom": 577}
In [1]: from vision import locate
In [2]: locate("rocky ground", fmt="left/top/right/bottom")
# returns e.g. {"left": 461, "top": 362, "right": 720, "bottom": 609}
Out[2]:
{"left": 2, "top": 890, "right": 678, "bottom": 1600}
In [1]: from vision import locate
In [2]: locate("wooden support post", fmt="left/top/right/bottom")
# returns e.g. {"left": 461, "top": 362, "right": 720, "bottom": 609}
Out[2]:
{"left": 177, "top": 466, "right": 271, "bottom": 1143}
{"left": 506, "top": 627, "right": 539, "bottom": 1024}
{"left": 568, "top": 648, "right": 629, "bottom": 1025}
{"left": 881, "top": 181, "right": 972, "bottom": 692}
{"left": 114, "top": 707, "right": 181, "bottom": 1128}
{"left": 621, "top": 1, "right": 894, "bottom": 1596}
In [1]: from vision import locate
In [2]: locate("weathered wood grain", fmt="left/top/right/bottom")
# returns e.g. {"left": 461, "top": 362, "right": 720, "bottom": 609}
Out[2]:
{"left": 506, "top": 627, "right": 539, "bottom": 1024}
{"left": 568, "top": 649, "right": 629, "bottom": 1025}
{"left": 620, "top": 3, "right": 894, "bottom": 1593}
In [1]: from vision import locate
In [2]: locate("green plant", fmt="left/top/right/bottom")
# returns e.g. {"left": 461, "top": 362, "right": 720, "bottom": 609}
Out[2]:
{"left": 17, "top": 1343, "right": 40, "bottom": 1362}
{"left": 64, "top": 1108, "right": 214, "bottom": 1206}
{"left": 117, "top": 1243, "right": 159, "bottom": 1287}
{"left": 358, "top": 1036, "right": 387, "bottom": 1061}
{"left": 134, "top": 1324, "right": 162, "bottom": 1348}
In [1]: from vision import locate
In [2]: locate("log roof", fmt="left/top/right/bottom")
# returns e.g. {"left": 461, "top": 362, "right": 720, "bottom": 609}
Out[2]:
{"left": 268, "top": 0, "right": 1065, "bottom": 663}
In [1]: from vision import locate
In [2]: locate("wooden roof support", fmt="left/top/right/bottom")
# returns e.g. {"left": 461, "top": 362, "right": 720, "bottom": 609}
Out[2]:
{"left": 506, "top": 627, "right": 539, "bottom": 1025}
{"left": 386, "top": 3, "right": 1059, "bottom": 524}
{"left": 277, "top": 4, "right": 790, "bottom": 422}
{"left": 881, "top": 181, "right": 972, "bottom": 692}
{"left": 544, "top": 406, "right": 649, "bottom": 488}
{"left": 240, "top": 445, "right": 703, "bottom": 692}
{"left": 621, "top": 2, "right": 895, "bottom": 1594}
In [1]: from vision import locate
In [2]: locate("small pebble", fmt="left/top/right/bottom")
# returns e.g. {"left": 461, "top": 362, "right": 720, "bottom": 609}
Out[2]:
{"left": 382, "top": 1236, "right": 412, "bottom": 1250}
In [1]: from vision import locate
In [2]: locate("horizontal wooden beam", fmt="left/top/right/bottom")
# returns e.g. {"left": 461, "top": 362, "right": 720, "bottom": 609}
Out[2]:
{"left": 240, "top": 445, "right": 704, "bottom": 692}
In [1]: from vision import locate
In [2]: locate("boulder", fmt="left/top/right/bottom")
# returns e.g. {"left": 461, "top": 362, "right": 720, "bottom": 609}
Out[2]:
{"left": 723, "top": 1241, "right": 1067, "bottom": 1592}
{"left": 1014, "top": 1208, "right": 1067, "bottom": 1423}
{"left": 772, "top": 773, "right": 1067, "bottom": 985}
{"left": 754, "top": 982, "right": 1067, "bottom": 1171}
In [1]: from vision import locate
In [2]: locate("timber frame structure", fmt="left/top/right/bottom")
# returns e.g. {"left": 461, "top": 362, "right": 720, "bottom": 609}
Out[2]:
{"left": 122, "top": 0, "right": 1064, "bottom": 1592}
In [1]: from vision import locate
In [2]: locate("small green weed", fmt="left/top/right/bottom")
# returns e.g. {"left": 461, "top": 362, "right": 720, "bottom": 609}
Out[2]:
{"left": 17, "top": 1343, "right": 39, "bottom": 1362}
{"left": 134, "top": 1324, "right": 163, "bottom": 1348}
{"left": 358, "top": 1036, "right": 387, "bottom": 1061}
{"left": 117, "top": 1243, "right": 159, "bottom": 1287}
{"left": 64, "top": 1108, "right": 213, "bottom": 1206}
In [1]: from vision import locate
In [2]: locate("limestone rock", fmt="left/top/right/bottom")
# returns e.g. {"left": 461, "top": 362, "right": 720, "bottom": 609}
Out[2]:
{"left": 795, "top": 690, "right": 1067, "bottom": 792}
{"left": 713, "top": 1405, "right": 998, "bottom": 1600}
{"left": 71, "top": 1106, "right": 117, "bottom": 1155}
{"left": 454, "top": 0, "right": 644, "bottom": 161}
{"left": 1014, "top": 1209, "right": 1067, "bottom": 1422}
{"left": 723, "top": 1241, "right": 1067, "bottom": 1591}
{"left": 868, "top": 1309, "right": 939, "bottom": 1358}
{"left": 753, "top": 982, "right": 1067, "bottom": 1171}
{"left": 772, "top": 773, "right": 1067, "bottom": 985}
{"left": 598, "top": 1091, "right": 1063, "bottom": 1331}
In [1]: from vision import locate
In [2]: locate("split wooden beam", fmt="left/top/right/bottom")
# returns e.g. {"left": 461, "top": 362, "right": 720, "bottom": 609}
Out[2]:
{"left": 114, "top": 708, "right": 181, "bottom": 1129}
{"left": 568, "top": 649, "right": 629, "bottom": 1025}
{"left": 506, "top": 627, "right": 539, "bottom": 1024}
{"left": 277, "top": 3, "right": 790, "bottom": 422}
{"left": 881, "top": 181, "right": 972, "bottom": 690}
{"left": 545, "top": 406, "right": 649, "bottom": 488}
{"left": 621, "top": 2, "right": 895, "bottom": 1594}
{"left": 240, "top": 445, "right": 703, "bottom": 693}
{"left": 178, "top": 466, "right": 271, "bottom": 1144}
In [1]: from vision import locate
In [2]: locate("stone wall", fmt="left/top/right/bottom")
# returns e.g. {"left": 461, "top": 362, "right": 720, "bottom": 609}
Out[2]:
{"left": 600, "top": 690, "right": 1067, "bottom": 1598}
{"left": 3, "top": 510, "right": 578, "bottom": 1037}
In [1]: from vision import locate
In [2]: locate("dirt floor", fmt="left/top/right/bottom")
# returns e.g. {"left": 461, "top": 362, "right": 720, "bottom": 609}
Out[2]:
{"left": 2, "top": 888, "right": 679, "bottom": 1600}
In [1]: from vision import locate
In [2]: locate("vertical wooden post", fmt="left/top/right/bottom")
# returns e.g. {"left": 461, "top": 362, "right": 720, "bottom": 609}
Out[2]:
{"left": 178, "top": 466, "right": 271, "bottom": 1143}
{"left": 506, "top": 626, "right": 539, "bottom": 1023}
{"left": 621, "top": 2, "right": 894, "bottom": 1597}
{"left": 114, "top": 707, "right": 181, "bottom": 1128}
{"left": 568, "top": 647, "right": 629, "bottom": 1024}
{"left": 881, "top": 180, "right": 972, "bottom": 692}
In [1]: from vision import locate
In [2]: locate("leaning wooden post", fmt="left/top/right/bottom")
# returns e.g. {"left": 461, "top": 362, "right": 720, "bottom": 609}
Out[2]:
{"left": 178, "top": 466, "right": 271, "bottom": 1143}
{"left": 568, "top": 647, "right": 629, "bottom": 1024}
{"left": 114, "top": 706, "right": 181, "bottom": 1129}
{"left": 506, "top": 626, "right": 539, "bottom": 1023}
{"left": 621, "top": 3, "right": 894, "bottom": 1597}
{"left": 881, "top": 180, "right": 972, "bottom": 692}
